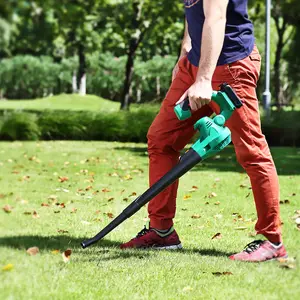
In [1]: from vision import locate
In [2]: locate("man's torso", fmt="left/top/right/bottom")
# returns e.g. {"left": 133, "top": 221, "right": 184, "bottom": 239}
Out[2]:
{"left": 184, "top": 0, "right": 254, "bottom": 66}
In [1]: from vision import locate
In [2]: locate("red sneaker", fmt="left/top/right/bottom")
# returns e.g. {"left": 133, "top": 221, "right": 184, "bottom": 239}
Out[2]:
{"left": 120, "top": 226, "right": 182, "bottom": 250}
{"left": 229, "top": 240, "right": 288, "bottom": 262}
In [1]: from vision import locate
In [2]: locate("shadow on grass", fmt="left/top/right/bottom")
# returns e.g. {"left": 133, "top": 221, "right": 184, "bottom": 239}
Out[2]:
{"left": 114, "top": 146, "right": 300, "bottom": 175}
{"left": 0, "top": 235, "right": 232, "bottom": 260}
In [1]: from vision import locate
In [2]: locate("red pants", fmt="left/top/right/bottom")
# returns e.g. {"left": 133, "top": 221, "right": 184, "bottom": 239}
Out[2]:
{"left": 147, "top": 46, "right": 282, "bottom": 243}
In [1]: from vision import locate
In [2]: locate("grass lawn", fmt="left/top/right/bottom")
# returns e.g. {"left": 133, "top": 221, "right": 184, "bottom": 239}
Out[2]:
{"left": 0, "top": 141, "right": 299, "bottom": 299}
{"left": 0, "top": 94, "right": 119, "bottom": 112}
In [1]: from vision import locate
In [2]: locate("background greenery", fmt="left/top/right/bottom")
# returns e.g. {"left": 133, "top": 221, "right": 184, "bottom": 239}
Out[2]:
{"left": 0, "top": 0, "right": 300, "bottom": 109}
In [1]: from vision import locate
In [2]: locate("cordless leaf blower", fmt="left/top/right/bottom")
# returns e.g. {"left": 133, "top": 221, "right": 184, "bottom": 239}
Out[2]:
{"left": 81, "top": 83, "right": 242, "bottom": 249}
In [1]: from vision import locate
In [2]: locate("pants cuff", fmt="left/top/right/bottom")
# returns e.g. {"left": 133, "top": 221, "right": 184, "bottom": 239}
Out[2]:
{"left": 149, "top": 217, "right": 173, "bottom": 230}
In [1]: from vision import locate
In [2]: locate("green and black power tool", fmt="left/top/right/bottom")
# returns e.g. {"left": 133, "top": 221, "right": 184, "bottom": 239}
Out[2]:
{"left": 81, "top": 83, "right": 242, "bottom": 249}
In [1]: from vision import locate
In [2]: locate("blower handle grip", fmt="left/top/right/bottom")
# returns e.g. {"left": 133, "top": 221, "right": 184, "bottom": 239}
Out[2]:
{"left": 174, "top": 91, "right": 218, "bottom": 121}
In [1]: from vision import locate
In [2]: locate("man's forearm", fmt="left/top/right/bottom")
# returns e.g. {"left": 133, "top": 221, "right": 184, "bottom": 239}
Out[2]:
{"left": 180, "top": 19, "right": 192, "bottom": 58}
{"left": 196, "top": 0, "right": 228, "bottom": 82}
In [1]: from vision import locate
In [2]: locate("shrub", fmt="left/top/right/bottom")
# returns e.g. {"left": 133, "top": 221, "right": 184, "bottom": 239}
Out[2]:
{"left": 38, "top": 111, "right": 94, "bottom": 140}
{"left": 0, "top": 55, "right": 76, "bottom": 99}
{"left": 0, "top": 112, "right": 40, "bottom": 140}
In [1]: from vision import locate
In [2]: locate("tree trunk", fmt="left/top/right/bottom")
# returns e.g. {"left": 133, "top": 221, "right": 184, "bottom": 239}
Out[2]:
{"left": 120, "top": 43, "right": 136, "bottom": 110}
{"left": 77, "top": 43, "right": 86, "bottom": 96}
{"left": 72, "top": 71, "right": 77, "bottom": 93}
{"left": 120, "top": 0, "right": 147, "bottom": 110}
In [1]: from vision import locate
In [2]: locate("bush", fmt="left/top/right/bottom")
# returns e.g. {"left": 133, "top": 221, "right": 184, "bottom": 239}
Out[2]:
{"left": 38, "top": 111, "right": 94, "bottom": 140}
{"left": 0, "top": 107, "right": 299, "bottom": 146}
{"left": 0, "top": 112, "right": 40, "bottom": 140}
{"left": 0, "top": 55, "right": 76, "bottom": 99}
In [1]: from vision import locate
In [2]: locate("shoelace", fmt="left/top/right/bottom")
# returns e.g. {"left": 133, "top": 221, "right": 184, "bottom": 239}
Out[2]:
{"left": 136, "top": 226, "right": 150, "bottom": 238}
{"left": 243, "top": 240, "right": 265, "bottom": 254}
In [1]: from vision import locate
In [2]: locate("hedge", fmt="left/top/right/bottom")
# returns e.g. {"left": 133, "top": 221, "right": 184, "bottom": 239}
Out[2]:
{"left": 0, "top": 53, "right": 176, "bottom": 102}
{"left": 0, "top": 109, "right": 299, "bottom": 146}
{"left": 0, "top": 108, "right": 159, "bottom": 143}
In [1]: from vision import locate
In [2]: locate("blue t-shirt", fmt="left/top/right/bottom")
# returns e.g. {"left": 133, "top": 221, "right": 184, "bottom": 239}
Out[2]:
{"left": 184, "top": 0, "right": 254, "bottom": 66}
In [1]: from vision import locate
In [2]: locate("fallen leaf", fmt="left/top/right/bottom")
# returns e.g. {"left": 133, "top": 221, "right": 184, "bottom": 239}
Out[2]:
{"left": 191, "top": 214, "right": 201, "bottom": 219}
{"left": 183, "top": 194, "right": 191, "bottom": 200}
{"left": 57, "top": 229, "right": 69, "bottom": 234}
{"left": 212, "top": 233, "right": 222, "bottom": 239}
{"left": 108, "top": 197, "right": 114, "bottom": 202}
{"left": 32, "top": 211, "right": 40, "bottom": 219}
{"left": 51, "top": 250, "right": 60, "bottom": 254}
{"left": 208, "top": 192, "right": 217, "bottom": 198}
{"left": 81, "top": 220, "right": 91, "bottom": 225}
{"left": 71, "top": 208, "right": 77, "bottom": 213}
{"left": 188, "top": 186, "right": 198, "bottom": 192}
{"left": 213, "top": 271, "right": 233, "bottom": 276}
{"left": 3, "top": 205, "right": 13, "bottom": 213}
{"left": 41, "top": 203, "right": 50, "bottom": 207}
{"left": 214, "top": 201, "right": 221, "bottom": 205}
{"left": 23, "top": 211, "right": 31, "bottom": 215}
{"left": 62, "top": 249, "right": 72, "bottom": 263}
{"left": 60, "top": 203, "right": 66, "bottom": 208}
{"left": 182, "top": 286, "right": 193, "bottom": 292}
{"left": 58, "top": 176, "right": 69, "bottom": 183}
{"left": 239, "top": 184, "right": 247, "bottom": 188}
{"left": 280, "top": 199, "right": 290, "bottom": 204}
{"left": 278, "top": 257, "right": 297, "bottom": 269}
{"left": 106, "top": 212, "right": 114, "bottom": 218}
{"left": 102, "top": 188, "right": 111, "bottom": 193}
{"left": 26, "top": 247, "right": 39, "bottom": 256}
{"left": 2, "top": 264, "right": 14, "bottom": 271}
{"left": 124, "top": 174, "right": 132, "bottom": 180}
{"left": 235, "top": 226, "right": 247, "bottom": 230}
{"left": 205, "top": 201, "right": 209, "bottom": 205}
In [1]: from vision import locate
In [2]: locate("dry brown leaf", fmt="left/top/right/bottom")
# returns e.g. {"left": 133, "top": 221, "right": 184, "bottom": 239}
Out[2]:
{"left": 278, "top": 257, "right": 297, "bottom": 269}
{"left": 108, "top": 197, "right": 114, "bottom": 202}
{"left": 41, "top": 203, "right": 50, "bottom": 207}
{"left": 32, "top": 211, "right": 40, "bottom": 219}
{"left": 2, "top": 264, "right": 14, "bottom": 271}
{"left": 212, "top": 233, "right": 222, "bottom": 239}
{"left": 213, "top": 271, "right": 233, "bottom": 276}
{"left": 85, "top": 185, "right": 93, "bottom": 191}
{"left": 3, "top": 205, "right": 13, "bottom": 213}
{"left": 214, "top": 201, "right": 221, "bottom": 205}
{"left": 102, "top": 188, "right": 111, "bottom": 193}
{"left": 26, "top": 247, "right": 39, "bottom": 256}
{"left": 58, "top": 176, "right": 69, "bottom": 183}
{"left": 62, "top": 249, "right": 72, "bottom": 263}
{"left": 71, "top": 208, "right": 77, "bottom": 213}
{"left": 57, "top": 229, "right": 69, "bottom": 234}
{"left": 191, "top": 214, "right": 201, "bottom": 219}
{"left": 106, "top": 212, "right": 114, "bottom": 219}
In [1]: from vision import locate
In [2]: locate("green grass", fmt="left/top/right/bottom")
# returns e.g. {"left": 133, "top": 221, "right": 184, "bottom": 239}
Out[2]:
{"left": 0, "top": 94, "right": 119, "bottom": 112}
{"left": 0, "top": 141, "right": 299, "bottom": 300}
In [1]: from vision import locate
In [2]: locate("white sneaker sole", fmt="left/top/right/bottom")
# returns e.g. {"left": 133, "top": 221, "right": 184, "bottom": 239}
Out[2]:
{"left": 153, "top": 243, "right": 183, "bottom": 250}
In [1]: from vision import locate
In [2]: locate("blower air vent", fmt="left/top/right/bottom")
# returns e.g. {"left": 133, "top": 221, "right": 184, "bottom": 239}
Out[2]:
{"left": 214, "top": 136, "right": 231, "bottom": 151}
{"left": 205, "top": 121, "right": 212, "bottom": 128}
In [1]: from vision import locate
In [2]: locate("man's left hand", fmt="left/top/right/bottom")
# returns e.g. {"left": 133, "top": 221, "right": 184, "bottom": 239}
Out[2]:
{"left": 176, "top": 80, "right": 213, "bottom": 111}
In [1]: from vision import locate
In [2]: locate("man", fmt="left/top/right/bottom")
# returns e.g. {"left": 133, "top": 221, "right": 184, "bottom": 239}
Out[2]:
{"left": 120, "top": 0, "right": 288, "bottom": 262}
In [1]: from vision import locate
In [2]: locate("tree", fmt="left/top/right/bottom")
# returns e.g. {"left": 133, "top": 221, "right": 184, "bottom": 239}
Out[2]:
{"left": 104, "top": 0, "right": 183, "bottom": 110}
